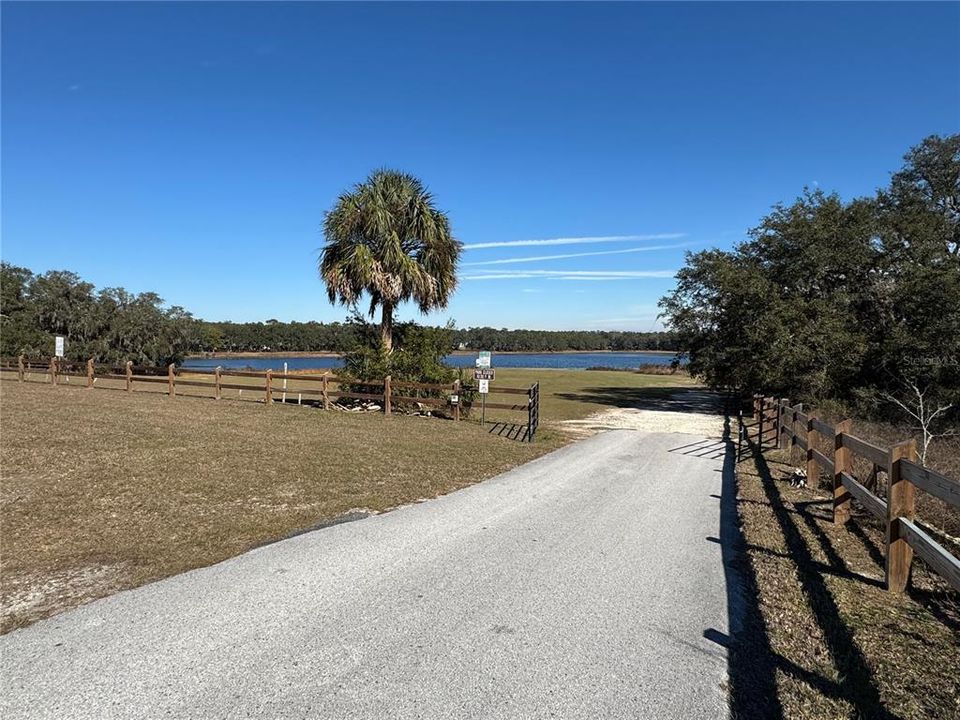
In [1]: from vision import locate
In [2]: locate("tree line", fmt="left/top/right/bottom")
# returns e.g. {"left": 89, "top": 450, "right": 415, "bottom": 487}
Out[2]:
{"left": 203, "top": 321, "right": 676, "bottom": 354}
{"left": 0, "top": 265, "right": 677, "bottom": 363}
{"left": 660, "top": 134, "right": 959, "bottom": 437}
{"left": 0, "top": 266, "right": 200, "bottom": 366}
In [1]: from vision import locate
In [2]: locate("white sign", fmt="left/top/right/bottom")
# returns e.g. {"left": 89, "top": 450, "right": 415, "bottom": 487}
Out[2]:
{"left": 55, "top": 336, "right": 65, "bottom": 358}
{"left": 450, "top": 394, "right": 459, "bottom": 405}
{"left": 478, "top": 379, "right": 489, "bottom": 394}
{"left": 476, "top": 351, "right": 492, "bottom": 368}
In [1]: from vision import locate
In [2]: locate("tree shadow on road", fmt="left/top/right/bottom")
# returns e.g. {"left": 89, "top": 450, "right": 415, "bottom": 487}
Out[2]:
{"left": 710, "top": 415, "right": 786, "bottom": 718}
{"left": 555, "top": 387, "right": 723, "bottom": 414}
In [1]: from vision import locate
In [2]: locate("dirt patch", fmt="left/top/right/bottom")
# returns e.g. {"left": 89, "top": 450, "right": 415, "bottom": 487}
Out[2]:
{"left": 558, "top": 407, "right": 725, "bottom": 438}
{"left": 556, "top": 389, "right": 724, "bottom": 438}
{"left": 3, "top": 565, "right": 130, "bottom": 626}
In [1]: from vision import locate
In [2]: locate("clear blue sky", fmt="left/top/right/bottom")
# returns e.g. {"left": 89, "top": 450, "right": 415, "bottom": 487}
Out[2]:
{"left": 2, "top": 2, "right": 958, "bottom": 331}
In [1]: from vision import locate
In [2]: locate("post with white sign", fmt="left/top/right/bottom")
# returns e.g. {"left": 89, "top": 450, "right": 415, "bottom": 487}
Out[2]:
{"left": 475, "top": 353, "right": 494, "bottom": 426}
{"left": 55, "top": 336, "right": 65, "bottom": 359}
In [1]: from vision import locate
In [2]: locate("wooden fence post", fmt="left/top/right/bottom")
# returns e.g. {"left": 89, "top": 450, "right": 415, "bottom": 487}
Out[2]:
{"left": 757, "top": 397, "right": 765, "bottom": 447}
{"left": 806, "top": 416, "right": 819, "bottom": 486}
{"left": 87, "top": 359, "right": 95, "bottom": 389}
{"left": 453, "top": 379, "right": 460, "bottom": 422}
{"left": 215, "top": 366, "right": 222, "bottom": 400}
{"left": 167, "top": 363, "right": 175, "bottom": 397}
{"left": 49, "top": 357, "right": 58, "bottom": 385}
{"left": 384, "top": 375, "right": 391, "bottom": 415}
{"left": 886, "top": 439, "right": 918, "bottom": 593}
{"left": 777, "top": 399, "right": 789, "bottom": 450}
{"left": 125, "top": 361, "right": 133, "bottom": 392}
{"left": 18, "top": 355, "right": 25, "bottom": 382}
{"left": 265, "top": 370, "right": 273, "bottom": 405}
{"left": 322, "top": 373, "right": 330, "bottom": 410}
{"left": 791, "top": 403, "right": 803, "bottom": 458}
{"left": 833, "top": 419, "right": 853, "bottom": 524}
{"left": 772, "top": 398, "right": 779, "bottom": 448}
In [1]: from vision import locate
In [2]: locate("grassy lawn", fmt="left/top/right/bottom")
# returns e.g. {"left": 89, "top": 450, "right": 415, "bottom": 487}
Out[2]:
{"left": 0, "top": 368, "right": 689, "bottom": 631}
{"left": 732, "top": 438, "right": 960, "bottom": 719}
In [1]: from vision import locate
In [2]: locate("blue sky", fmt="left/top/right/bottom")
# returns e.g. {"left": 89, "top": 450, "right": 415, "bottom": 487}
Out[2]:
{"left": 2, "top": 2, "right": 958, "bottom": 331}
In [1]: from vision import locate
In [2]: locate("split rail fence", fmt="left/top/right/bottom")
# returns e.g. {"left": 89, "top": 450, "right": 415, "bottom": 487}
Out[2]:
{"left": 745, "top": 395, "right": 960, "bottom": 595}
{"left": 2, "top": 355, "right": 540, "bottom": 442}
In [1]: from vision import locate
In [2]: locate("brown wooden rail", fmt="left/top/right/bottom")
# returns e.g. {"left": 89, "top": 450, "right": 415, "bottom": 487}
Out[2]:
{"left": 754, "top": 395, "right": 960, "bottom": 594}
{"left": 3, "top": 356, "right": 542, "bottom": 443}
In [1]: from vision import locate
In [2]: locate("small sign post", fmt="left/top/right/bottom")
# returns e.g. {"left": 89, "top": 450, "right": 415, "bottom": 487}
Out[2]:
{"left": 475, "top": 352, "right": 492, "bottom": 426}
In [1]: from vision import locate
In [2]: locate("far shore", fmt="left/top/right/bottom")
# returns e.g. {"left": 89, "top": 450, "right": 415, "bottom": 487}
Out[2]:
{"left": 187, "top": 349, "right": 678, "bottom": 360}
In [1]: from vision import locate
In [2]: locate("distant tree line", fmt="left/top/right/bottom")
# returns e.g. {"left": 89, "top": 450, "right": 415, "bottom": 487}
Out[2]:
{"left": 0, "top": 265, "right": 677, "bottom": 364}
{"left": 660, "top": 135, "right": 960, "bottom": 434}
{"left": 450, "top": 327, "right": 676, "bottom": 352}
{"left": 0, "top": 265, "right": 201, "bottom": 366}
{"left": 198, "top": 321, "right": 676, "bottom": 354}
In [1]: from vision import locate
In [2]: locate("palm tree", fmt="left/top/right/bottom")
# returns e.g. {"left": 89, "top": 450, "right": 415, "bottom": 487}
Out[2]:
{"left": 319, "top": 170, "right": 461, "bottom": 351}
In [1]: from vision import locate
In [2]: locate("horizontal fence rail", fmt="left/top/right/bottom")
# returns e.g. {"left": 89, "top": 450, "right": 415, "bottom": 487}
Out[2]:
{"left": 2, "top": 355, "right": 541, "bottom": 442}
{"left": 753, "top": 395, "right": 960, "bottom": 595}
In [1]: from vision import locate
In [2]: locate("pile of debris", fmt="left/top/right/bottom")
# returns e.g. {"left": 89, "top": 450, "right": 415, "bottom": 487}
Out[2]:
{"left": 333, "top": 401, "right": 381, "bottom": 413}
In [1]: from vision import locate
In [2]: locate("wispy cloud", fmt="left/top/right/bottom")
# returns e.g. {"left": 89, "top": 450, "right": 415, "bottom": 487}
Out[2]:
{"left": 463, "top": 241, "right": 695, "bottom": 266}
{"left": 462, "top": 233, "right": 684, "bottom": 250}
{"left": 464, "top": 269, "right": 676, "bottom": 281}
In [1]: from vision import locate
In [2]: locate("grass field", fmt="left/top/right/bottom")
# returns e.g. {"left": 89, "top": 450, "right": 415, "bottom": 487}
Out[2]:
{"left": 0, "top": 368, "right": 692, "bottom": 631}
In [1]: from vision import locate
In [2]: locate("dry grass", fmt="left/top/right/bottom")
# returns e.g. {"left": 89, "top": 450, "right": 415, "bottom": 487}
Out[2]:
{"left": 0, "top": 379, "right": 560, "bottom": 632}
{"left": 730, "top": 436, "right": 960, "bottom": 719}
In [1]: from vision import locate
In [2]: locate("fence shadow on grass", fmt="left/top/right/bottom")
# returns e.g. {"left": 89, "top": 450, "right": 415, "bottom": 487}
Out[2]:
{"left": 485, "top": 421, "right": 529, "bottom": 442}
{"left": 715, "top": 423, "right": 902, "bottom": 720}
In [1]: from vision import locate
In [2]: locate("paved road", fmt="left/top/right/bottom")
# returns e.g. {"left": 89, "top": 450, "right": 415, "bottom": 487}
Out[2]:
{"left": 1, "top": 430, "right": 734, "bottom": 719}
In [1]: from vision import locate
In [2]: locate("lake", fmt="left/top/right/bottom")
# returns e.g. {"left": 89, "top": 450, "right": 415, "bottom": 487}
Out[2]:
{"left": 181, "top": 351, "right": 680, "bottom": 371}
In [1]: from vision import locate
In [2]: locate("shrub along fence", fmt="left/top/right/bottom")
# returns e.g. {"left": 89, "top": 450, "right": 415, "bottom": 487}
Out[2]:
{"left": 747, "top": 395, "right": 960, "bottom": 595}
{"left": 2, "top": 355, "right": 540, "bottom": 442}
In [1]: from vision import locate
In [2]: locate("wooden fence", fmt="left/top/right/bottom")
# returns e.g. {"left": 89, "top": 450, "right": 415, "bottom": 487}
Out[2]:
{"left": 747, "top": 395, "right": 960, "bottom": 595}
{"left": 1, "top": 355, "right": 541, "bottom": 442}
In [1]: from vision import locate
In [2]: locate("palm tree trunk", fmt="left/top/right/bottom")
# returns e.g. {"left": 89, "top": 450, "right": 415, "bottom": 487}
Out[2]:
{"left": 380, "top": 302, "right": 394, "bottom": 352}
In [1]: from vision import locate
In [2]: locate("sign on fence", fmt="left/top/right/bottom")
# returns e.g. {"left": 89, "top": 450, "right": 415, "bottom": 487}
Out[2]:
{"left": 474, "top": 368, "right": 495, "bottom": 381}
{"left": 55, "top": 336, "right": 65, "bottom": 358}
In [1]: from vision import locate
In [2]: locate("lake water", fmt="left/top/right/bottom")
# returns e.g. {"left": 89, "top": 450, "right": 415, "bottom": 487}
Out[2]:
{"left": 181, "top": 351, "right": 680, "bottom": 371}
